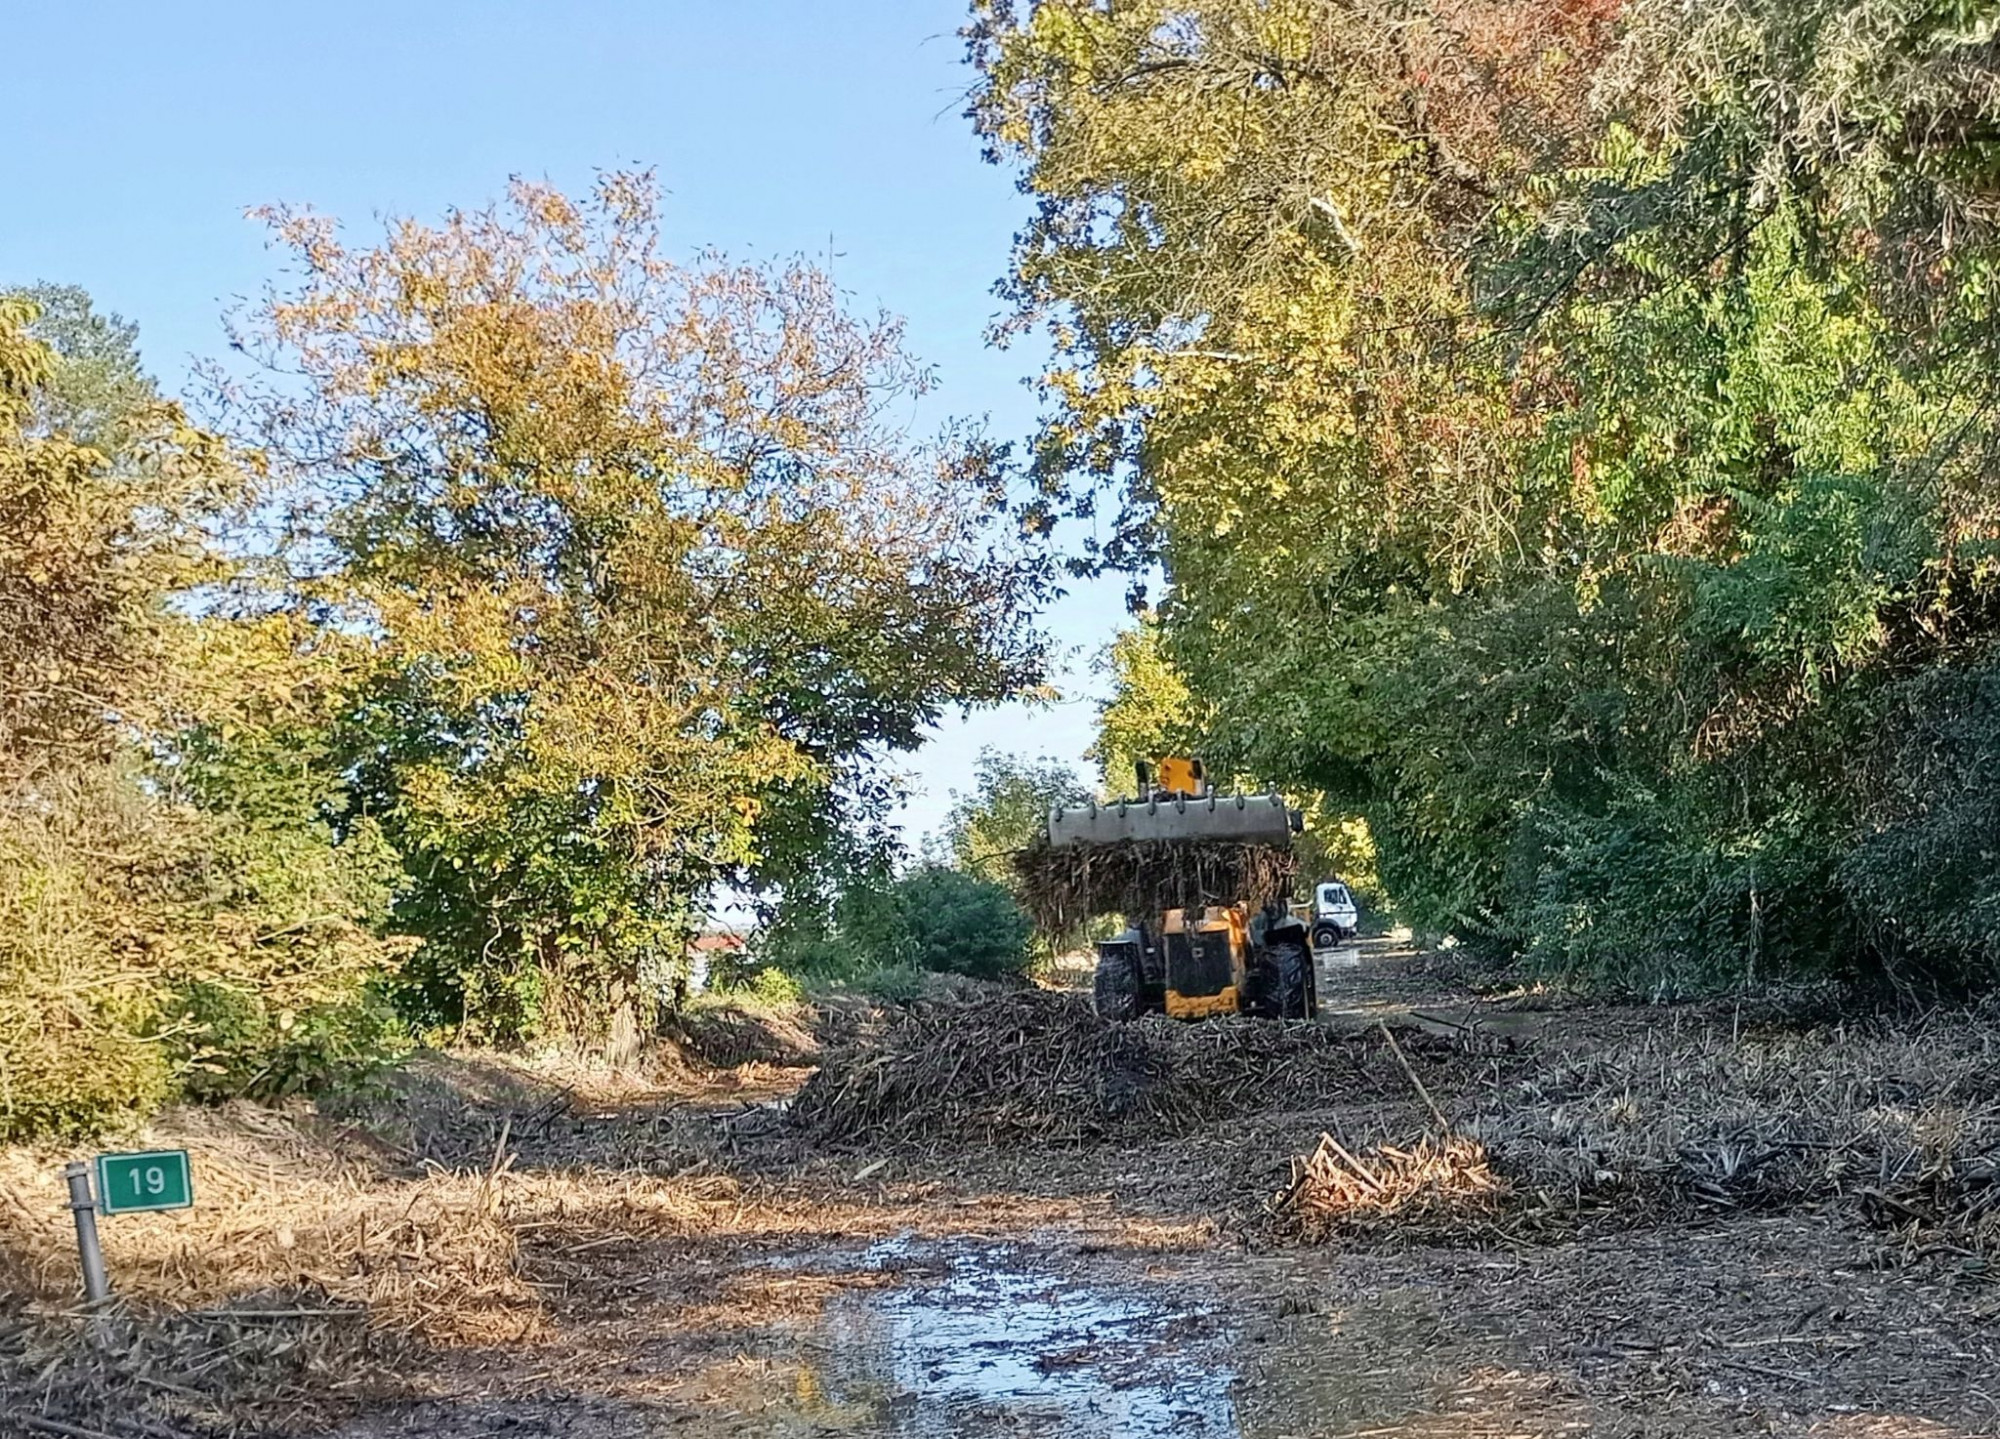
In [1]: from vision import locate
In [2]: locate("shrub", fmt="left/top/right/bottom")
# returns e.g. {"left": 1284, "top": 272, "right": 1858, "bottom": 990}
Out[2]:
{"left": 0, "top": 776, "right": 178, "bottom": 1140}
{"left": 172, "top": 984, "right": 408, "bottom": 1104}
{"left": 703, "top": 965, "right": 805, "bottom": 1010}
{"left": 758, "top": 864, "right": 1034, "bottom": 989}
{"left": 854, "top": 966, "right": 926, "bottom": 1005}
{"left": 0, "top": 747, "right": 410, "bottom": 1137}
{"left": 898, "top": 866, "right": 1033, "bottom": 982}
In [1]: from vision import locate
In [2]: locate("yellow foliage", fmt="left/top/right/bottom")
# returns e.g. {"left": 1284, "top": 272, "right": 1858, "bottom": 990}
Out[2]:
{"left": 217, "top": 172, "right": 1045, "bottom": 1037}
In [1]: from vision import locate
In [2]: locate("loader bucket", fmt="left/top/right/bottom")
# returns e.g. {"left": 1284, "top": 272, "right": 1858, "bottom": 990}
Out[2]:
{"left": 1045, "top": 792, "right": 1298, "bottom": 849}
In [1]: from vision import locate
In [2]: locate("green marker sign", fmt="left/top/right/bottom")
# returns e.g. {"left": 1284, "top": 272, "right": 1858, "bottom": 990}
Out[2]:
{"left": 95, "top": 1149, "right": 193, "bottom": 1215}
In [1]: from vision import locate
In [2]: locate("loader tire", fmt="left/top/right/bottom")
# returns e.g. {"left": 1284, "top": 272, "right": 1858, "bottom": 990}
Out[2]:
{"left": 1093, "top": 946, "right": 1143, "bottom": 1024}
{"left": 1268, "top": 935, "right": 1312, "bottom": 1020}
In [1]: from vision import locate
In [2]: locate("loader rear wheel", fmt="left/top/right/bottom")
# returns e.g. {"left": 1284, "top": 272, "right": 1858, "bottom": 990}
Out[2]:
{"left": 1268, "top": 935, "right": 1312, "bottom": 1020}
{"left": 1093, "top": 944, "right": 1143, "bottom": 1023}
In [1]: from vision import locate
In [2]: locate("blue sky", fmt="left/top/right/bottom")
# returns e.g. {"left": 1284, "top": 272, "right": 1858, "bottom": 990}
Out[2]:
{"left": 0, "top": 1, "right": 1120, "bottom": 846}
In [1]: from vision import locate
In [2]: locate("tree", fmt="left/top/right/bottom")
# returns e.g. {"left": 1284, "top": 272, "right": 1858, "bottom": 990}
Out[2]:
{"left": 6, "top": 283, "right": 159, "bottom": 453}
{"left": 763, "top": 861, "right": 1033, "bottom": 986}
{"left": 970, "top": 0, "right": 2000, "bottom": 991}
{"left": 0, "top": 293, "right": 401, "bottom": 1137}
{"left": 899, "top": 866, "right": 1032, "bottom": 982}
{"left": 1088, "top": 619, "right": 1193, "bottom": 797}
{"left": 217, "top": 174, "right": 1049, "bottom": 1041}
{"left": 937, "top": 747, "right": 1089, "bottom": 884}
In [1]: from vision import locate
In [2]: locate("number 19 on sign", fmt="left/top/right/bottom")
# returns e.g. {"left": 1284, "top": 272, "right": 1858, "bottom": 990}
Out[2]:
{"left": 95, "top": 1149, "right": 193, "bottom": 1214}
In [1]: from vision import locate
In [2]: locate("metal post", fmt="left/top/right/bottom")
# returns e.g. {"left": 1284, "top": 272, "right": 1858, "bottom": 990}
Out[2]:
{"left": 64, "top": 1161, "right": 110, "bottom": 1305}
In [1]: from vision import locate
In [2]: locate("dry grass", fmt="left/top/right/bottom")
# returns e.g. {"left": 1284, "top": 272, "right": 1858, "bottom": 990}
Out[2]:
{"left": 0, "top": 1104, "right": 528, "bottom": 1346}
{"left": 0, "top": 1029, "right": 1224, "bottom": 1437}
{"left": 15, "top": 977, "right": 2000, "bottom": 1436}
{"left": 0, "top": 1050, "right": 796, "bottom": 1437}
{"left": 0, "top": 1104, "right": 525, "bottom": 1435}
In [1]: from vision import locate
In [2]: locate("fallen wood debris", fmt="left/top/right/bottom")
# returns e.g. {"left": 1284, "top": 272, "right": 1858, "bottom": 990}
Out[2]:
{"left": 790, "top": 989, "right": 1459, "bottom": 1150}
{"left": 1273, "top": 1131, "right": 1505, "bottom": 1241}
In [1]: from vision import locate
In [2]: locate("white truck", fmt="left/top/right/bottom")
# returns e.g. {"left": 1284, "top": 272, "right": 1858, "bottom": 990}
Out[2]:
{"left": 1310, "top": 880, "right": 1359, "bottom": 951}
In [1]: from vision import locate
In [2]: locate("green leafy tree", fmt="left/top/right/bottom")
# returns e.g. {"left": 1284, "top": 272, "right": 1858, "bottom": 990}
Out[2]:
{"left": 971, "top": 0, "right": 2000, "bottom": 991}
{"left": 5, "top": 283, "right": 159, "bottom": 453}
{"left": 764, "top": 861, "right": 1032, "bottom": 986}
{"left": 1088, "top": 619, "right": 1194, "bottom": 797}
{"left": 217, "top": 175, "right": 1049, "bottom": 1042}
{"left": 937, "top": 747, "right": 1089, "bottom": 883}
{"left": 898, "top": 866, "right": 1033, "bottom": 982}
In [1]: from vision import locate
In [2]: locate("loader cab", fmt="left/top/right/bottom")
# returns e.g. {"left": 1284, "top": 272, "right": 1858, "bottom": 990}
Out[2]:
{"left": 1136, "top": 756, "right": 1207, "bottom": 800}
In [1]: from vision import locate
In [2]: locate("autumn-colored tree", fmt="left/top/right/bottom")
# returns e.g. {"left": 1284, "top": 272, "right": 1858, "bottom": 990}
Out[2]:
{"left": 219, "top": 174, "right": 1048, "bottom": 1041}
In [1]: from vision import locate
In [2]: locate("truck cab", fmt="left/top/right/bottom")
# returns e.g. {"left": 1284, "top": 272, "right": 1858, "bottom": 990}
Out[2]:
{"left": 1311, "top": 880, "right": 1359, "bottom": 949}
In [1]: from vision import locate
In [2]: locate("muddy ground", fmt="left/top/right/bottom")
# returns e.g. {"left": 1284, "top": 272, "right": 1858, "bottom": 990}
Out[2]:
{"left": 8, "top": 938, "right": 2000, "bottom": 1439}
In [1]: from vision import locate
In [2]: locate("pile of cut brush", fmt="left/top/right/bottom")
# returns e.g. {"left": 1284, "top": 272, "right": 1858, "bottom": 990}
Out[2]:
{"left": 1259, "top": 1001, "right": 2000, "bottom": 1252}
{"left": 791, "top": 990, "right": 1455, "bottom": 1150}
{"left": 1270, "top": 1131, "right": 1507, "bottom": 1244}
{"left": 1465, "top": 1006, "right": 2000, "bottom": 1244}
{"left": 0, "top": 1298, "right": 391, "bottom": 1439}
{"left": 1011, "top": 837, "right": 1297, "bottom": 936}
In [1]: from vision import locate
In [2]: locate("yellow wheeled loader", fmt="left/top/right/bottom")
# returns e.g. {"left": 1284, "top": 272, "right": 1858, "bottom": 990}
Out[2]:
{"left": 1044, "top": 757, "right": 1316, "bottom": 1023}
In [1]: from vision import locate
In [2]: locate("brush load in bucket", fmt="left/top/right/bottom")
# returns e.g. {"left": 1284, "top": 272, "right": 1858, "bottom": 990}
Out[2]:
{"left": 1012, "top": 832, "right": 1301, "bottom": 939}
{"left": 1013, "top": 762, "right": 1302, "bottom": 940}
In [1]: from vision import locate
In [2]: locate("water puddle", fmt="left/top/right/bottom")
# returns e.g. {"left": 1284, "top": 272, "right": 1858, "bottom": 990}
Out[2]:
{"left": 803, "top": 1238, "right": 1233, "bottom": 1436}
{"left": 785, "top": 1237, "right": 1466, "bottom": 1438}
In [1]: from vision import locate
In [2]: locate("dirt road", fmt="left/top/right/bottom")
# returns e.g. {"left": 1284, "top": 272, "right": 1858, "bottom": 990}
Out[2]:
{"left": 321, "top": 940, "right": 1999, "bottom": 1439}
{"left": 9, "top": 938, "right": 1999, "bottom": 1438}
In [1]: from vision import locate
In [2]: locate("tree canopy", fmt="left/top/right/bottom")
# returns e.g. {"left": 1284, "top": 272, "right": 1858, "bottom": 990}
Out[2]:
{"left": 971, "top": 0, "right": 2000, "bottom": 991}
{"left": 217, "top": 174, "right": 1050, "bottom": 1040}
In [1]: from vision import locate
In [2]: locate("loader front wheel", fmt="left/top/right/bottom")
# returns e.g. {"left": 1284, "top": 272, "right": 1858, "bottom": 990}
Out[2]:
{"left": 1268, "top": 934, "right": 1312, "bottom": 1020}
{"left": 1093, "top": 942, "right": 1143, "bottom": 1023}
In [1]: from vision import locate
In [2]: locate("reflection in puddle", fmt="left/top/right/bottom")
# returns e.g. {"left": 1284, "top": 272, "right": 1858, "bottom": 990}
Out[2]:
{"left": 810, "top": 1238, "right": 1235, "bottom": 1436}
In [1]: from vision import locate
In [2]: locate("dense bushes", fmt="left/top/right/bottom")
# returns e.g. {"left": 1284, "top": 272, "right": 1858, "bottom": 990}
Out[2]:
{"left": 897, "top": 866, "right": 1035, "bottom": 982}
{"left": 1840, "top": 661, "right": 2000, "bottom": 988}
{"left": 0, "top": 775, "right": 178, "bottom": 1139}
{"left": 0, "top": 295, "right": 405, "bottom": 1138}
